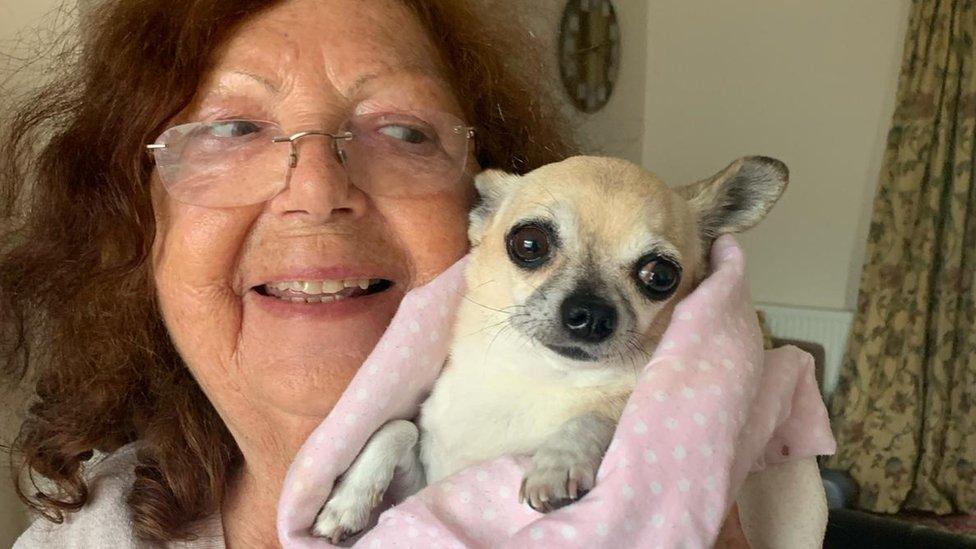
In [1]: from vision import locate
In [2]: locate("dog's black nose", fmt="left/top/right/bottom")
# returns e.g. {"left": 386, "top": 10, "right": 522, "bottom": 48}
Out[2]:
{"left": 560, "top": 293, "right": 617, "bottom": 343}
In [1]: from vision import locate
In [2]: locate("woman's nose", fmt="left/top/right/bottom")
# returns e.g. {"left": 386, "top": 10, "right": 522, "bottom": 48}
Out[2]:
{"left": 266, "top": 137, "right": 367, "bottom": 223}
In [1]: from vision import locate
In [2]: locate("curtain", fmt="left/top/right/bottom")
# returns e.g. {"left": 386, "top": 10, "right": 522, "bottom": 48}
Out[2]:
{"left": 827, "top": 0, "right": 976, "bottom": 514}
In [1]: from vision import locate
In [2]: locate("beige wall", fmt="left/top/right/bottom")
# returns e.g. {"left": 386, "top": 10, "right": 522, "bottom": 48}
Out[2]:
{"left": 642, "top": 0, "right": 911, "bottom": 310}
{"left": 0, "top": 0, "right": 57, "bottom": 36}
{"left": 482, "top": 0, "right": 649, "bottom": 163}
{"left": 0, "top": 0, "right": 71, "bottom": 88}
{"left": 0, "top": 406, "right": 26, "bottom": 547}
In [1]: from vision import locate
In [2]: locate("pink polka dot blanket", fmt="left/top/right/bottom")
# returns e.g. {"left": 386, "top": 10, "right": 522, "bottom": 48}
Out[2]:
{"left": 277, "top": 235, "right": 836, "bottom": 548}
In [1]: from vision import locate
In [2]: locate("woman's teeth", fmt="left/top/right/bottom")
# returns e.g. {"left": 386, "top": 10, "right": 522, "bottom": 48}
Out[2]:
{"left": 270, "top": 279, "right": 372, "bottom": 293}
{"left": 262, "top": 278, "right": 380, "bottom": 303}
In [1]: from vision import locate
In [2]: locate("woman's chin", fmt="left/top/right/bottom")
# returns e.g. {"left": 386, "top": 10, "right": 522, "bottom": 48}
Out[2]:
{"left": 237, "top": 286, "right": 404, "bottom": 417}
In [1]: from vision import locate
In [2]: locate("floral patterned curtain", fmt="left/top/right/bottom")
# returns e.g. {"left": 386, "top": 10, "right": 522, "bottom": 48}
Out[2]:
{"left": 827, "top": 0, "right": 975, "bottom": 514}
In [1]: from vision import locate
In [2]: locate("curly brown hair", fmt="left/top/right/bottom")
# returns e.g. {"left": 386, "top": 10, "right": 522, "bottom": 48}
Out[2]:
{"left": 0, "top": 0, "right": 576, "bottom": 542}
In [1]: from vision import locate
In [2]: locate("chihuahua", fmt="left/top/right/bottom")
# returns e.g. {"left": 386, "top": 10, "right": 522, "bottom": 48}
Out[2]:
{"left": 314, "top": 156, "right": 827, "bottom": 548}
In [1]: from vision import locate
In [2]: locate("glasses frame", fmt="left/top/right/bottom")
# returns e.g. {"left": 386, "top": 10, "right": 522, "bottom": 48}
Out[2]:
{"left": 145, "top": 115, "right": 477, "bottom": 207}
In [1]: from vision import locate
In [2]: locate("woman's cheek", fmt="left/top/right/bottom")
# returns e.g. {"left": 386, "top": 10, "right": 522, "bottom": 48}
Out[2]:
{"left": 152, "top": 193, "right": 262, "bottom": 375}
{"left": 387, "top": 189, "right": 474, "bottom": 287}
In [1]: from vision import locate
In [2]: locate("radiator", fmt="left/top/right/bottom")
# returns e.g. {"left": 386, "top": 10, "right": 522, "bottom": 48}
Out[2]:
{"left": 755, "top": 303, "right": 855, "bottom": 397}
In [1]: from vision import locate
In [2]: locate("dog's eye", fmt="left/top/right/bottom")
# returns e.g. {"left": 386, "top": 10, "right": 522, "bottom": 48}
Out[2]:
{"left": 635, "top": 256, "right": 681, "bottom": 300}
{"left": 507, "top": 224, "right": 551, "bottom": 267}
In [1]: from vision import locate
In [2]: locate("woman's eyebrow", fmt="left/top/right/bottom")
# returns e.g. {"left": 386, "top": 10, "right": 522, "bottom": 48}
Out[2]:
{"left": 226, "top": 69, "right": 392, "bottom": 97}
{"left": 218, "top": 65, "right": 453, "bottom": 100}
{"left": 344, "top": 65, "right": 452, "bottom": 97}
{"left": 229, "top": 69, "right": 281, "bottom": 94}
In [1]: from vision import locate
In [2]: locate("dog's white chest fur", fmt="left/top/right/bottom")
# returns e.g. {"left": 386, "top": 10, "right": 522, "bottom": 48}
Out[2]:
{"left": 419, "top": 320, "right": 635, "bottom": 483}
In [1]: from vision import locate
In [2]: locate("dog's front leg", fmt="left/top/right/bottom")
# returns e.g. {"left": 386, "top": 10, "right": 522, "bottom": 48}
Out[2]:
{"left": 520, "top": 411, "right": 616, "bottom": 513}
{"left": 313, "top": 419, "right": 424, "bottom": 543}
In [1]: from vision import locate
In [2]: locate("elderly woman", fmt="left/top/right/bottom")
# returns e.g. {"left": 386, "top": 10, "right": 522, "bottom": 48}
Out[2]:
{"left": 0, "top": 0, "right": 750, "bottom": 546}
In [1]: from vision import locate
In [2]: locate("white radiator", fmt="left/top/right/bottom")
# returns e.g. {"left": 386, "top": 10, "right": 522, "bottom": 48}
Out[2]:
{"left": 756, "top": 303, "right": 855, "bottom": 397}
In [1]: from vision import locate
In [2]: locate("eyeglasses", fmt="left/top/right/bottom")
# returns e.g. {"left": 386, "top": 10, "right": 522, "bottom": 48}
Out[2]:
{"left": 146, "top": 110, "right": 476, "bottom": 207}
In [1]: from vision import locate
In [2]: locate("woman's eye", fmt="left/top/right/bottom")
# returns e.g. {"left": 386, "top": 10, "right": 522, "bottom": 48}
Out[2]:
{"left": 208, "top": 120, "right": 262, "bottom": 138}
{"left": 378, "top": 124, "right": 429, "bottom": 144}
{"left": 635, "top": 256, "right": 681, "bottom": 300}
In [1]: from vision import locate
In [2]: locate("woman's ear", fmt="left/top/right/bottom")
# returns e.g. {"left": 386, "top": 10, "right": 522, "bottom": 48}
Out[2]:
{"left": 677, "top": 156, "right": 789, "bottom": 239}
{"left": 468, "top": 169, "right": 521, "bottom": 245}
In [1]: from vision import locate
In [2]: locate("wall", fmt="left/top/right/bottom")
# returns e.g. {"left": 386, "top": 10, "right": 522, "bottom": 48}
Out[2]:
{"left": 0, "top": 0, "right": 60, "bottom": 37}
{"left": 480, "top": 0, "right": 649, "bottom": 163}
{"left": 641, "top": 0, "right": 911, "bottom": 310}
{"left": 0, "top": 408, "right": 26, "bottom": 547}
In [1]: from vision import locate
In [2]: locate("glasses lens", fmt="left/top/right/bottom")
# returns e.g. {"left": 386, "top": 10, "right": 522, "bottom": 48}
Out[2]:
{"left": 152, "top": 119, "right": 286, "bottom": 207}
{"left": 335, "top": 111, "right": 472, "bottom": 198}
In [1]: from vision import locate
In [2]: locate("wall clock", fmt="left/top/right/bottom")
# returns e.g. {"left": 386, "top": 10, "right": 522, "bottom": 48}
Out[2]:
{"left": 558, "top": 0, "right": 621, "bottom": 113}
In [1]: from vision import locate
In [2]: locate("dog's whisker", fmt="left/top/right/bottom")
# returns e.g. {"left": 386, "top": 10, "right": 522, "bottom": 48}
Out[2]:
{"left": 461, "top": 294, "right": 525, "bottom": 315}
{"left": 528, "top": 198, "right": 559, "bottom": 221}
{"left": 538, "top": 184, "right": 559, "bottom": 210}
{"left": 626, "top": 330, "right": 651, "bottom": 357}
{"left": 624, "top": 341, "right": 644, "bottom": 379}
{"left": 633, "top": 340, "right": 650, "bottom": 360}
{"left": 474, "top": 312, "right": 530, "bottom": 335}
{"left": 484, "top": 320, "right": 517, "bottom": 360}
{"left": 461, "top": 308, "right": 532, "bottom": 338}
{"left": 468, "top": 279, "right": 496, "bottom": 291}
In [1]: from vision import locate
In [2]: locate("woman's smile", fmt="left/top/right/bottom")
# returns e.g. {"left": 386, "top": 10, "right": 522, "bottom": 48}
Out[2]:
{"left": 255, "top": 277, "right": 391, "bottom": 301}
{"left": 248, "top": 266, "right": 400, "bottom": 320}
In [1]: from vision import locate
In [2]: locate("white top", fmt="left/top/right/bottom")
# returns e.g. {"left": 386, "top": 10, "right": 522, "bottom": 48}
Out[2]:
{"left": 14, "top": 445, "right": 224, "bottom": 548}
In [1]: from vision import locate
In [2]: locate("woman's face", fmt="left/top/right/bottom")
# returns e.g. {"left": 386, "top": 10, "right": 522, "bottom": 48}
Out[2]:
{"left": 151, "top": 0, "right": 474, "bottom": 433}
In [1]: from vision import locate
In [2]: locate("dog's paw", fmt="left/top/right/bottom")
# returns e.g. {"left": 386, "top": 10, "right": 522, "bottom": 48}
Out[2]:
{"left": 311, "top": 420, "right": 421, "bottom": 543}
{"left": 310, "top": 420, "right": 422, "bottom": 542}
{"left": 312, "top": 475, "right": 388, "bottom": 543}
{"left": 519, "top": 446, "right": 598, "bottom": 513}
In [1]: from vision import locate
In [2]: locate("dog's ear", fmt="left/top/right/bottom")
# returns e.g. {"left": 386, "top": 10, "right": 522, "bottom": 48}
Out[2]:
{"left": 677, "top": 156, "right": 788, "bottom": 238}
{"left": 469, "top": 169, "right": 521, "bottom": 245}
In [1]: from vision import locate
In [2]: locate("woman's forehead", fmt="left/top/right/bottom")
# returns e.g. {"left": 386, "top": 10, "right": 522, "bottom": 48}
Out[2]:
{"left": 207, "top": 0, "right": 447, "bottom": 98}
